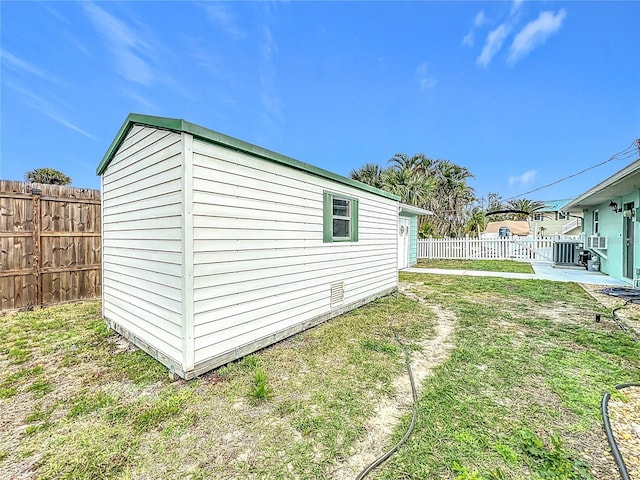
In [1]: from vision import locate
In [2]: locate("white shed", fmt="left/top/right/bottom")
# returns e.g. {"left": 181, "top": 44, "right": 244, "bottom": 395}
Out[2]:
{"left": 97, "top": 114, "right": 401, "bottom": 379}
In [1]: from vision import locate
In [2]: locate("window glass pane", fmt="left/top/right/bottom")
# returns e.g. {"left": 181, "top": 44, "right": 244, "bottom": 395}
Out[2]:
{"left": 333, "top": 198, "right": 349, "bottom": 217}
{"left": 333, "top": 219, "right": 350, "bottom": 238}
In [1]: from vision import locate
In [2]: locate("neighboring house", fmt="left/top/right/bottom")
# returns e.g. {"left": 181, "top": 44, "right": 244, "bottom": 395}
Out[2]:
{"left": 482, "top": 220, "right": 530, "bottom": 238}
{"left": 530, "top": 199, "right": 582, "bottom": 236}
{"left": 564, "top": 158, "right": 640, "bottom": 285}
{"left": 399, "top": 203, "right": 432, "bottom": 269}
{"left": 97, "top": 113, "right": 405, "bottom": 379}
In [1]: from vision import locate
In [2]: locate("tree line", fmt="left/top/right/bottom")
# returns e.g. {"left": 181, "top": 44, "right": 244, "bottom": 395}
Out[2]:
{"left": 349, "top": 154, "right": 545, "bottom": 238}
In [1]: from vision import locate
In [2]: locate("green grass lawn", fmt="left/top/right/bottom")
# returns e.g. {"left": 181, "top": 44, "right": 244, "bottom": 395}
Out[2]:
{"left": 416, "top": 258, "right": 535, "bottom": 273}
{"left": 1, "top": 275, "right": 637, "bottom": 479}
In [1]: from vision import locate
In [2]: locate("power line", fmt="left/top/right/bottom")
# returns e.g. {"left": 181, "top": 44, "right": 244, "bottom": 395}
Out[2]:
{"left": 505, "top": 139, "right": 639, "bottom": 201}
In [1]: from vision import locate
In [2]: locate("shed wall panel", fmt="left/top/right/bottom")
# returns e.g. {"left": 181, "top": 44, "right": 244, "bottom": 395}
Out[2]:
{"left": 191, "top": 141, "right": 397, "bottom": 364}
{"left": 102, "top": 126, "right": 184, "bottom": 367}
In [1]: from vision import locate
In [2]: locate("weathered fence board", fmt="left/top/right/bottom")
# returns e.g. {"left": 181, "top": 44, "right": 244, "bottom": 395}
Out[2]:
{"left": 0, "top": 180, "right": 101, "bottom": 311}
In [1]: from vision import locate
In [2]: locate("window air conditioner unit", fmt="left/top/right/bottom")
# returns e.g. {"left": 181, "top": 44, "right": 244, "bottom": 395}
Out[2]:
{"left": 587, "top": 235, "right": 607, "bottom": 249}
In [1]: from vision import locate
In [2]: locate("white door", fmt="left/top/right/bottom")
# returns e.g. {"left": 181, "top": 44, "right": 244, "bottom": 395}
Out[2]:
{"left": 398, "top": 217, "right": 410, "bottom": 269}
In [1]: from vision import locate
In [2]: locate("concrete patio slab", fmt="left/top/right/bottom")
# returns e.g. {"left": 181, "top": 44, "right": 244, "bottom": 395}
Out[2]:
{"left": 403, "top": 263, "right": 630, "bottom": 286}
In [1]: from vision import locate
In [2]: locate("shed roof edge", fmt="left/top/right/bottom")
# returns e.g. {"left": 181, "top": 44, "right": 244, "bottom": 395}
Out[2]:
{"left": 97, "top": 113, "right": 401, "bottom": 201}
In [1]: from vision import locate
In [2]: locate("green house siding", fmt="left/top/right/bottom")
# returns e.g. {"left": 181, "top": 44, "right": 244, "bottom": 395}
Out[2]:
{"left": 400, "top": 212, "right": 419, "bottom": 267}
{"left": 567, "top": 159, "right": 640, "bottom": 285}
{"left": 409, "top": 216, "right": 418, "bottom": 266}
{"left": 582, "top": 189, "right": 640, "bottom": 282}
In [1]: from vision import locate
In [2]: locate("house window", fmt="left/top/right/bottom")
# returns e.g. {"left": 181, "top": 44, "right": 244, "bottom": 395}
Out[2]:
{"left": 533, "top": 213, "right": 543, "bottom": 221}
{"left": 323, "top": 192, "right": 358, "bottom": 242}
{"left": 556, "top": 211, "right": 567, "bottom": 221}
{"left": 593, "top": 210, "right": 599, "bottom": 234}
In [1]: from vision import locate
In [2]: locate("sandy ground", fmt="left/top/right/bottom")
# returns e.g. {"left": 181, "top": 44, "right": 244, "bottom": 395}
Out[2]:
{"left": 328, "top": 283, "right": 457, "bottom": 479}
{"left": 582, "top": 284, "right": 640, "bottom": 480}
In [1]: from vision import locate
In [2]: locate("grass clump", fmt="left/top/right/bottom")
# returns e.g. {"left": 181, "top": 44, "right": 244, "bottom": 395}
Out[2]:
{"left": 106, "top": 349, "right": 168, "bottom": 384}
{"left": 518, "top": 429, "right": 592, "bottom": 479}
{"left": 361, "top": 338, "right": 398, "bottom": 355}
{"left": 35, "top": 423, "right": 138, "bottom": 480}
{"left": 68, "top": 391, "right": 116, "bottom": 418}
{"left": 249, "top": 369, "right": 273, "bottom": 403}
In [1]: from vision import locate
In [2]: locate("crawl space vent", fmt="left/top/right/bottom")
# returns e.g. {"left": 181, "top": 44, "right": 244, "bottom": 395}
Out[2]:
{"left": 330, "top": 282, "right": 345, "bottom": 307}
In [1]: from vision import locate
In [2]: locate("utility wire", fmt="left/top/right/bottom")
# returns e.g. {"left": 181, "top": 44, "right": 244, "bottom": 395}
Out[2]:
{"left": 505, "top": 139, "right": 640, "bottom": 201}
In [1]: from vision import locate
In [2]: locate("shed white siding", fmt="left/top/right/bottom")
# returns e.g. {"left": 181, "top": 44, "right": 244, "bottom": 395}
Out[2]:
{"left": 99, "top": 114, "right": 400, "bottom": 378}
{"left": 190, "top": 141, "right": 398, "bottom": 367}
{"left": 102, "top": 125, "right": 184, "bottom": 365}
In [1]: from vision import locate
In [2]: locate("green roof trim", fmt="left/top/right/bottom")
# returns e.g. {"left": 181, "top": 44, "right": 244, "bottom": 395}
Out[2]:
{"left": 97, "top": 113, "right": 400, "bottom": 201}
{"left": 538, "top": 199, "right": 573, "bottom": 212}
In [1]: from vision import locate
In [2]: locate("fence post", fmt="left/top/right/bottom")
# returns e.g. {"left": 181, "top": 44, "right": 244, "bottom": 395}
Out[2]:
{"left": 32, "top": 189, "right": 42, "bottom": 309}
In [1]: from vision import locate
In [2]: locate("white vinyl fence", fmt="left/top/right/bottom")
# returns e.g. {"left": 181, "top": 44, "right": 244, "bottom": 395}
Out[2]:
{"left": 417, "top": 236, "right": 582, "bottom": 261}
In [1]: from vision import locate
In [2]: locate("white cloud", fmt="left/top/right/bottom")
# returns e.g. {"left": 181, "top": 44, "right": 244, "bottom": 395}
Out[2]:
{"left": 203, "top": 3, "right": 245, "bottom": 40}
{"left": 121, "top": 88, "right": 158, "bottom": 111}
{"left": 83, "top": 2, "right": 154, "bottom": 85}
{"left": 508, "top": 170, "right": 537, "bottom": 187}
{"left": 41, "top": 3, "right": 69, "bottom": 23}
{"left": 1, "top": 49, "right": 59, "bottom": 82}
{"left": 416, "top": 63, "right": 437, "bottom": 91}
{"left": 258, "top": 25, "right": 284, "bottom": 127}
{"left": 477, "top": 24, "right": 511, "bottom": 67}
{"left": 462, "top": 10, "right": 487, "bottom": 47}
{"left": 508, "top": 9, "right": 567, "bottom": 65}
{"left": 5, "top": 81, "right": 96, "bottom": 139}
{"left": 474, "top": 10, "right": 487, "bottom": 27}
{"left": 510, "top": 0, "right": 524, "bottom": 16}
{"left": 462, "top": 32, "right": 475, "bottom": 47}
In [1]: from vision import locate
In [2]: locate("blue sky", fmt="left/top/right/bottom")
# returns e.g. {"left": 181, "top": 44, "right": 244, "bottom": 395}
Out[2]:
{"left": 1, "top": 1, "right": 639, "bottom": 204}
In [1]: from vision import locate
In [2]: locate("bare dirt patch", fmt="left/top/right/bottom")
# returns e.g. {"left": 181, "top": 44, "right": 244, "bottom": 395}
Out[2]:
{"left": 328, "top": 283, "right": 457, "bottom": 479}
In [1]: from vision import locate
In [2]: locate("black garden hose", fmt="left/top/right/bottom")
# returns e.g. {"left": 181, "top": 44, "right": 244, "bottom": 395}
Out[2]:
{"left": 611, "top": 300, "right": 639, "bottom": 341}
{"left": 601, "top": 383, "right": 640, "bottom": 480}
{"left": 600, "top": 287, "right": 640, "bottom": 301}
{"left": 600, "top": 287, "right": 640, "bottom": 341}
{"left": 354, "top": 320, "right": 419, "bottom": 480}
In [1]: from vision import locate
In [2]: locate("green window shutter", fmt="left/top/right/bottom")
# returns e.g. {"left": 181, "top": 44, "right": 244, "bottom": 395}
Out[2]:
{"left": 351, "top": 199, "right": 359, "bottom": 242}
{"left": 323, "top": 192, "right": 333, "bottom": 243}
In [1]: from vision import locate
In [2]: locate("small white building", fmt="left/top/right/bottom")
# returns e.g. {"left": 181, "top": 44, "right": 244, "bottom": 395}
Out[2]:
{"left": 97, "top": 114, "right": 402, "bottom": 378}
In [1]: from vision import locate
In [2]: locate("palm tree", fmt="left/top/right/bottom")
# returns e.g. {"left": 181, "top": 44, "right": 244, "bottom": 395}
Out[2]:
{"left": 485, "top": 192, "right": 506, "bottom": 220}
{"left": 349, "top": 153, "right": 477, "bottom": 238}
{"left": 465, "top": 206, "right": 486, "bottom": 237}
{"left": 25, "top": 168, "right": 71, "bottom": 185}
{"left": 507, "top": 199, "right": 546, "bottom": 220}
{"left": 388, "top": 153, "right": 434, "bottom": 176}
{"left": 349, "top": 163, "right": 385, "bottom": 189}
{"left": 381, "top": 166, "right": 436, "bottom": 207}
{"left": 429, "top": 160, "right": 475, "bottom": 237}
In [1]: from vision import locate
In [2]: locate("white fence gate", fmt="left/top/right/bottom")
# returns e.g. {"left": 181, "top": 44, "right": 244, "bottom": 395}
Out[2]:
{"left": 417, "top": 236, "right": 582, "bottom": 261}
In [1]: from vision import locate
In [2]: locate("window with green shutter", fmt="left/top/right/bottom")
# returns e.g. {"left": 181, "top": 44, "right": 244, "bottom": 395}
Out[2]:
{"left": 323, "top": 191, "right": 358, "bottom": 242}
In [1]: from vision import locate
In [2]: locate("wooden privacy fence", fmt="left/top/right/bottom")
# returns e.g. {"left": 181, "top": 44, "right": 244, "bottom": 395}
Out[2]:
{"left": 0, "top": 180, "right": 101, "bottom": 311}
{"left": 417, "top": 236, "right": 581, "bottom": 261}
